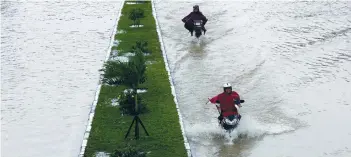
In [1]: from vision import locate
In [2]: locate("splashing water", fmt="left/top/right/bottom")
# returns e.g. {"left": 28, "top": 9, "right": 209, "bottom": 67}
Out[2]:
{"left": 186, "top": 114, "right": 296, "bottom": 146}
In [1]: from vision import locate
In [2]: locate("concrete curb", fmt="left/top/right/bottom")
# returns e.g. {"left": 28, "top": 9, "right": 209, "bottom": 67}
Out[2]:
{"left": 77, "top": 1, "right": 125, "bottom": 156}
{"left": 151, "top": 0, "right": 193, "bottom": 157}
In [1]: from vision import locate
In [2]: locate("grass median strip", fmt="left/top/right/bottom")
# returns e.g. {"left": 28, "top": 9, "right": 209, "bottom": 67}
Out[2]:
{"left": 84, "top": 1, "right": 188, "bottom": 157}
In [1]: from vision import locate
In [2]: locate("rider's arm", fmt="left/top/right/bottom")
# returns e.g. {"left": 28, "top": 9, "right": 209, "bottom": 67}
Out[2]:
{"left": 209, "top": 94, "right": 220, "bottom": 104}
{"left": 201, "top": 14, "right": 208, "bottom": 25}
{"left": 232, "top": 92, "right": 241, "bottom": 106}
{"left": 182, "top": 13, "right": 192, "bottom": 23}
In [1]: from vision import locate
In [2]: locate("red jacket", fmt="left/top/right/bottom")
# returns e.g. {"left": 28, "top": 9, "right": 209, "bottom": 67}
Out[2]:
{"left": 209, "top": 92, "right": 240, "bottom": 117}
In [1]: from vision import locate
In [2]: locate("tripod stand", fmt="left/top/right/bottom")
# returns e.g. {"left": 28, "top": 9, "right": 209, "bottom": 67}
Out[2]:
{"left": 124, "top": 114, "right": 149, "bottom": 139}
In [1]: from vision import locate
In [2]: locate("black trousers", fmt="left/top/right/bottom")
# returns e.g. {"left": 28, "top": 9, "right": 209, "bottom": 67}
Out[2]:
{"left": 184, "top": 23, "right": 194, "bottom": 32}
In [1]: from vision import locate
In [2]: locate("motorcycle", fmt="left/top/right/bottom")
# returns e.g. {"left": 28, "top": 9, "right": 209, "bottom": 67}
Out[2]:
{"left": 193, "top": 20, "right": 204, "bottom": 38}
{"left": 215, "top": 100, "right": 245, "bottom": 134}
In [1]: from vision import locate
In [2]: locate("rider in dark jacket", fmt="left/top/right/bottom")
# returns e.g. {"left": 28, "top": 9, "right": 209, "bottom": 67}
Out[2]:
{"left": 182, "top": 5, "right": 208, "bottom": 36}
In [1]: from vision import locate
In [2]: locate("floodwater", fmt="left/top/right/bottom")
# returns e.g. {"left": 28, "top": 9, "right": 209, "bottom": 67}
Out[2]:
{"left": 153, "top": 0, "right": 351, "bottom": 157}
{"left": 1, "top": 1, "right": 123, "bottom": 157}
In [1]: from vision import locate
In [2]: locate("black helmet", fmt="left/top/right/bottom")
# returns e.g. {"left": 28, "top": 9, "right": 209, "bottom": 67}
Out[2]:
{"left": 193, "top": 5, "right": 199, "bottom": 11}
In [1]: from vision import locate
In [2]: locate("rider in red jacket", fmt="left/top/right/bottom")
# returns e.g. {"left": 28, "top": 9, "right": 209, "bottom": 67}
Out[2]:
{"left": 209, "top": 83, "right": 242, "bottom": 121}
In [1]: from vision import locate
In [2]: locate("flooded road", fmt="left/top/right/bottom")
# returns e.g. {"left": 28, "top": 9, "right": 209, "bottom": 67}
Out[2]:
{"left": 1, "top": 1, "right": 123, "bottom": 157}
{"left": 153, "top": 0, "right": 351, "bottom": 156}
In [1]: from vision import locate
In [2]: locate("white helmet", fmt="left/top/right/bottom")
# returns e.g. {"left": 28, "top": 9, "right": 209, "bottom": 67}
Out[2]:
{"left": 223, "top": 83, "right": 231, "bottom": 88}
{"left": 223, "top": 83, "right": 232, "bottom": 92}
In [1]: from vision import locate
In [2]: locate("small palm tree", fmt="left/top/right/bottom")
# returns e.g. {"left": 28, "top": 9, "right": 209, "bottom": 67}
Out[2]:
{"left": 124, "top": 49, "right": 146, "bottom": 113}
{"left": 100, "top": 47, "right": 149, "bottom": 139}
{"left": 128, "top": 8, "right": 145, "bottom": 27}
{"left": 99, "top": 60, "right": 127, "bottom": 85}
{"left": 100, "top": 49, "right": 146, "bottom": 113}
{"left": 122, "top": 49, "right": 149, "bottom": 139}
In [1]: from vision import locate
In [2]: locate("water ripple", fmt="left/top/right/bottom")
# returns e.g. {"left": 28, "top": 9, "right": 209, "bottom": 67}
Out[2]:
{"left": 154, "top": 0, "right": 351, "bottom": 156}
{"left": 1, "top": 1, "right": 122, "bottom": 157}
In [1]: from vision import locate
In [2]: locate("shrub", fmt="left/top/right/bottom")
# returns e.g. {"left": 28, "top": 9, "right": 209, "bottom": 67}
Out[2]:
{"left": 118, "top": 90, "right": 147, "bottom": 115}
{"left": 111, "top": 145, "right": 146, "bottom": 157}
{"left": 131, "top": 41, "right": 151, "bottom": 54}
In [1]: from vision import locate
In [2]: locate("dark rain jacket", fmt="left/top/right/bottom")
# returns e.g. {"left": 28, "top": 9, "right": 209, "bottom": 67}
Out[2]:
{"left": 182, "top": 11, "right": 208, "bottom": 25}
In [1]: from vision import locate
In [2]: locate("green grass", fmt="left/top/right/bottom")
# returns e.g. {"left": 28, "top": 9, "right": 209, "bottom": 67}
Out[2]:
{"left": 84, "top": 1, "right": 188, "bottom": 157}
